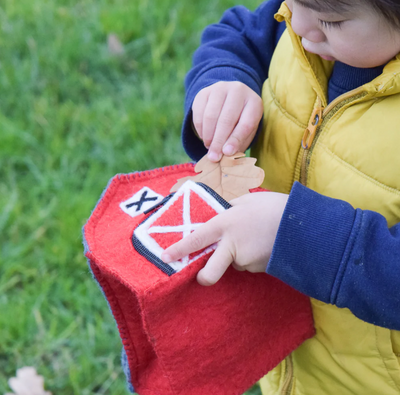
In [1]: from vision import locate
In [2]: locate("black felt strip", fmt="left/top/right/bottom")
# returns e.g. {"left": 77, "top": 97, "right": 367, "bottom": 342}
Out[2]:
{"left": 126, "top": 190, "right": 159, "bottom": 211}
{"left": 143, "top": 193, "right": 174, "bottom": 215}
{"left": 132, "top": 234, "right": 176, "bottom": 276}
{"left": 196, "top": 183, "right": 232, "bottom": 210}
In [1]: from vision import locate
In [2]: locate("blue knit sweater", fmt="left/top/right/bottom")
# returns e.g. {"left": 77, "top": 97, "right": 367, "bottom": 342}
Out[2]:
{"left": 182, "top": 0, "right": 400, "bottom": 330}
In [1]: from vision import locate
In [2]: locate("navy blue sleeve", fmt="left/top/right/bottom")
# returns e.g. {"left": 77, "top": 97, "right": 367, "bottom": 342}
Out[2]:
{"left": 182, "top": 0, "right": 286, "bottom": 161}
{"left": 267, "top": 182, "right": 400, "bottom": 330}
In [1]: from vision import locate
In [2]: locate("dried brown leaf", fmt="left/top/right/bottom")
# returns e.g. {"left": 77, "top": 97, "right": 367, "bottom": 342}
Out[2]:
{"left": 170, "top": 153, "right": 265, "bottom": 201}
{"left": 6, "top": 367, "right": 52, "bottom": 395}
{"left": 107, "top": 33, "right": 125, "bottom": 56}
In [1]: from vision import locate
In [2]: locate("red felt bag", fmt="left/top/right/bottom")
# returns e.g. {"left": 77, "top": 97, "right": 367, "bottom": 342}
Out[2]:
{"left": 83, "top": 163, "right": 314, "bottom": 395}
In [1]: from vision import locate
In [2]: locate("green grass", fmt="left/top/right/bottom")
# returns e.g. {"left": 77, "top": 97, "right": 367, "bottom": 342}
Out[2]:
{"left": 0, "top": 0, "right": 262, "bottom": 393}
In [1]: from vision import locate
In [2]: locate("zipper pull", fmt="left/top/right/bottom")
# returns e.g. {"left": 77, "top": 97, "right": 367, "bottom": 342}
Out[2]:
{"left": 302, "top": 104, "right": 324, "bottom": 149}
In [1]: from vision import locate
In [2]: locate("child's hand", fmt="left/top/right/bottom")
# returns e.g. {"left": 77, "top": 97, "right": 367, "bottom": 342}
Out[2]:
{"left": 192, "top": 81, "right": 263, "bottom": 162}
{"left": 162, "top": 192, "right": 288, "bottom": 286}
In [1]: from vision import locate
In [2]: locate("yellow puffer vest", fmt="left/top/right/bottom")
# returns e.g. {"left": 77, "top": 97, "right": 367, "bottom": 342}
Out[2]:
{"left": 252, "top": 3, "right": 400, "bottom": 394}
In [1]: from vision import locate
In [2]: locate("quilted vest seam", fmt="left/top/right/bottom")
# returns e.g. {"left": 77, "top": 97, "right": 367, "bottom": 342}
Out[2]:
{"left": 312, "top": 142, "right": 400, "bottom": 195}
{"left": 374, "top": 327, "right": 400, "bottom": 392}
{"left": 267, "top": 79, "right": 308, "bottom": 129}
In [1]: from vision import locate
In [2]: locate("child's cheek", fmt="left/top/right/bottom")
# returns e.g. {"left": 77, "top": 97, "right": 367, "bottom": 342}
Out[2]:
{"left": 285, "top": 0, "right": 294, "bottom": 12}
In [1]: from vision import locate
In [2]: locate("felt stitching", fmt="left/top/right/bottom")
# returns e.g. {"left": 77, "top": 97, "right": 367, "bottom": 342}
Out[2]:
{"left": 138, "top": 300, "right": 181, "bottom": 395}
{"left": 85, "top": 164, "right": 197, "bottom": 289}
{"left": 144, "top": 194, "right": 174, "bottom": 214}
{"left": 88, "top": 260, "right": 141, "bottom": 385}
{"left": 134, "top": 181, "right": 223, "bottom": 271}
{"left": 120, "top": 187, "right": 165, "bottom": 218}
{"left": 89, "top": 164, "right": 195, "bottom": 264}
{"left": 123, "top": 162, "right": 195, "bottom": 183}
{"left": 85, "top": 153, "right": 316, "bottom": 395}
{"left": 181, "top": 186, "right": 192, "bottom": 267}
{"left": 132, "top": 234, "right": 176, "bottom": 276}
{"left": 126, "top": 190, "right": 159, "bottom": 210}
{"left": 196, "top": 182, "right": 232, "bottom": 210}
{"left": 87, "top": 163, "right": 195, "bottom": 234}
{"left": 86, "top": 180, "right": 121, "bottom": 266}
{"left": 133, "top": 180, "right": 231, "bottom": 274}
{"left": 134, "top": 190, "right": 185, "bottom": 271}
{"left": 133, "top": 204, "right": 180, "bottom": 271}
{"left": 148, "top": 224, "right": 204, "bottom": 234}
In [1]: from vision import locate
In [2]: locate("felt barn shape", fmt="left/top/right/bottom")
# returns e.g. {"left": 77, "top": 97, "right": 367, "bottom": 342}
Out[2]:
{"left": 83, "top": 163, "right": 315, "bottom": 395}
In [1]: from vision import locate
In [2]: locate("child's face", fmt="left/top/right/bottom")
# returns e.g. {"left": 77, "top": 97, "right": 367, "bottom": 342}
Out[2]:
{"left": 286, "top": 0, "right": 400, "bottom": 68}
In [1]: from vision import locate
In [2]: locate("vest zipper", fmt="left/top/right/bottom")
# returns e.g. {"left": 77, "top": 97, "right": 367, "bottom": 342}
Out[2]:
{"left": 299, "top": 88, "right": 368, "bottom": 186}
{"left": 300, "top": 98, "right": 324, "bottom": 185}
{"left": 280, "top": 355, "right": 294, "bottom": 395}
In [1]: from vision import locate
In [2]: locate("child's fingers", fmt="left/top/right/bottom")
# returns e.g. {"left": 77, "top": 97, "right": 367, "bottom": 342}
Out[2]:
{"left": 161, "top": 221, "right": 221, "bottom": 263}
{"left": 208, "top": 93, "right": 244, "bottom": 162}
{"left": 201, "top": 89, "right": 228, "bottom": 150}
{"left": 222, "top": 96, "right": 263, "bottom": 156}
{"left": 192, "top": 89, "right": 210, "bottom": 140}
{"left": 232, "top": 262, "right": 246, "bottom": 271}
{"left": 196, "top": 241, "right": 233, "bottom": 286}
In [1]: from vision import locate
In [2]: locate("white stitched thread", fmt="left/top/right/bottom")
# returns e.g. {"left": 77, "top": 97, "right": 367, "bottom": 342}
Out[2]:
{"left": 148, "top": 223, "right": 203, "bottom": 234}
{"left": 180, "top": 189, "right": 192, "bottom": 266}
{"left": 183, "top": 188, "right": 192, "bottom": 238}
{"left": 134, "top": 180, "right": 226, "bottom": 272}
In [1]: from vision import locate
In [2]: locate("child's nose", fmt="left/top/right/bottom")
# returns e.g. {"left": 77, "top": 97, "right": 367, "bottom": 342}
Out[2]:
{"left": 300, "top": 29, "right": 326, "bottom": 44}
{"left": 291, "top": 9, "right": 325, "bottom": 43}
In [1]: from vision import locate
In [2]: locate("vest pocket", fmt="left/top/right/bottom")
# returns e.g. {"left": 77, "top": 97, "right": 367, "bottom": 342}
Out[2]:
{"left": 377, "top": 327, "right": 400, "bottom": 391}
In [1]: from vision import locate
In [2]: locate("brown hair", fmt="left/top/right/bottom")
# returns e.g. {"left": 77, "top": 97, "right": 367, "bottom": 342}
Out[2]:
{"left": 369, "top": 0, "right": 400, "bottom": 27}
{"left": 312, "top": 0, "right": 400, "bottom": 28}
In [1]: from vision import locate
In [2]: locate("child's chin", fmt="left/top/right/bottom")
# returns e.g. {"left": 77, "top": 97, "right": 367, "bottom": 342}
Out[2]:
{"left": 319, "top": 54, "right": 335, "bottom": 61}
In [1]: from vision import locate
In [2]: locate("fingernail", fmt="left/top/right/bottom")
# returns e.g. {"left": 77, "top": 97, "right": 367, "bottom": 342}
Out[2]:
{"left": 223, "top": 144, "right": 235, "bottom": 156}
{"left": 161, "top": 253, "right": 171, "bottom": 263}
{"left": 208, "top": 151, "right": 221, "bottom": 162}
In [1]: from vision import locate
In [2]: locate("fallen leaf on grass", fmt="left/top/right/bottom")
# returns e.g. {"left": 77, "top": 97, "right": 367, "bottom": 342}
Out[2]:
{"left": 6, "top": 367, "right": 52, "bottom": 395}
{"left": 107, "top": 33, "right": 125, "bottom": 56}
{"left": 170, "top": 153, "right": 265, "bottom": 201}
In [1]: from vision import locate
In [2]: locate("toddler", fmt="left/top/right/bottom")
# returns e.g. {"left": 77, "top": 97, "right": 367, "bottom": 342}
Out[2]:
{"left": 162, "top": 0, "right": 400, "bottom": 394}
